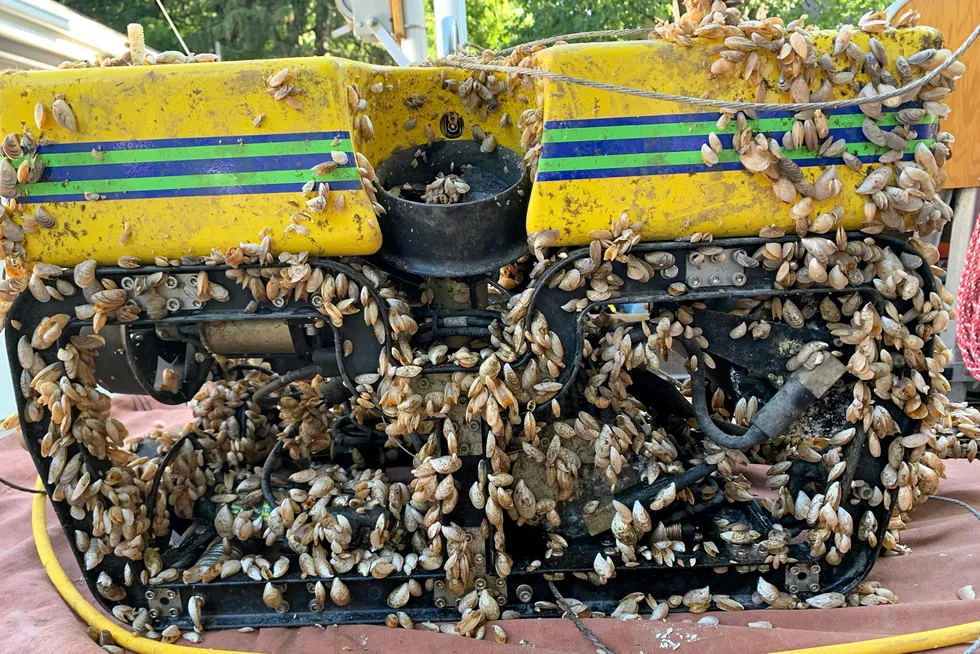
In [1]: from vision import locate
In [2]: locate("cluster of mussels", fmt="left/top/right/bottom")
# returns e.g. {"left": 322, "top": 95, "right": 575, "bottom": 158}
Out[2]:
{"left": 2, "top": 2, "right": 980, "bottom": 647}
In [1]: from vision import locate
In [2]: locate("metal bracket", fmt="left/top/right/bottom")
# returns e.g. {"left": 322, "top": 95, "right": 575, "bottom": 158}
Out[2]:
{"left": 415, "top": 374, "right": 483, "bottom": 456}
{"left": 146, "top": 587, "right": 182, "bottom": 620}
{"left": 432, "top": 528, "right": 507, "bottom": 608}
{"left": 686, "top": 248, "right": 749, "bottom": 289}
{"left": 367, "top": 18, "right": 411, "bottom": 66}
{"left": 785, "top": 563, "right": 821, "bottom": 594}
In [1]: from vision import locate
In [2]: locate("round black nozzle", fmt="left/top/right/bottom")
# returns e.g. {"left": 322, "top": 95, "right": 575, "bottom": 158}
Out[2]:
{"left": 374, "top": 140, "right": 530, "bottom": 277}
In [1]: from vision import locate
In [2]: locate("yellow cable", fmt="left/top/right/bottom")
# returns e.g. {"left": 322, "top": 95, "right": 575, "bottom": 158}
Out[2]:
{"left": 769, "top": 618, "right": 980, "bottom": 654}
{"left": 32, "top": 478, "right": 250, "bottom": 654}
{"left": 30, "top": 477, "right": 980, "bottom": 654}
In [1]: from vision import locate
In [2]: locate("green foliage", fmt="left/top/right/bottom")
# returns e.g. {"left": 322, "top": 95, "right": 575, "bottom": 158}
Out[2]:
{"left": 508, "top": 0, "right": 880, "bottom": 46}
{"left": 58, "top": 0, "right": 881, "bottom": 64}
{"left": 59, "top": 0, "right": 390, "bottom": 63}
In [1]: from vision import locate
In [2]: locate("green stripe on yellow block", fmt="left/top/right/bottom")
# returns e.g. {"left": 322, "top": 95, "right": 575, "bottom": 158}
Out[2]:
{"left": 15, "top": 139, "right": 354, "bottom": 168}
{"left": 22, "top": 167, "right": 362, "bottom": 197}
{"left": 535, "top": 140, "right": 933, "bottom": 173}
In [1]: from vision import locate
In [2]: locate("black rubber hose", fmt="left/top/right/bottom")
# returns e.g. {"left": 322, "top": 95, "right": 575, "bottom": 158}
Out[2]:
{"left": 253, "top": 365, "right": 321, "bottom": 408}
{"left": 261, "top": 439, "right": 287, "bottom": 508}
{"left": 413, "top": 326, "right": 492, "bottom": 343}
{"left": 146, "top": 432, "right": 200, "bottom": 528}
{"left": 681, "top": 338, "right": 773, "bottom": 450}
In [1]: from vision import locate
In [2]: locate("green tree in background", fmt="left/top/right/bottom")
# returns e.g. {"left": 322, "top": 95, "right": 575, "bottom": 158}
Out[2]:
{"left": 510, "top": 0, "right": 882, "bottom": 43}
{"left": 59, "top": 0, "right": 884, "bottom": 63}
{"left": 60, "top": 0, "right": 391, "bottom": 63}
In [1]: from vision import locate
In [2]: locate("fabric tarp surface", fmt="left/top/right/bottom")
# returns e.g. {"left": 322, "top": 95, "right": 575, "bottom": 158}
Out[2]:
{"left": 0, "top": 396, "right": 977, "bottom": 654}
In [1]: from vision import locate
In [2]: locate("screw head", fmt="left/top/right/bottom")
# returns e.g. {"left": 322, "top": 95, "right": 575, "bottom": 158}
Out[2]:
{"left": 496, "top": 578, "right": 505, "bottom": 587}
{"left": 808, "top": 583, "right": 820, "bottom": 592}
{"left": 145, "top": 590, "right": 156, "bottom": 600}
{"left": 310, "top": 601, "right": 322, "bottom": 613}
{"left": 732, "top": 272, "right": 747, "bottom": 286}
{"left": 474, "top": 553, "right": 485, "bottom": 564}
{"left": 121, "top": 277, "right": 135, "bottom": 290}
{"left": 810, "top": 564, "right": 821, "bottom": 574}
{"left": 709, "top": 275, "right": 722, "bottom": 285}
{"left": 475, "top": 579, "right": 487, "bottom": 590}
{"left": 459, "top": 443, "right": 470, "bottom": 455}
{"left": 788, "top": 584, "right": 799, "bottom": 593}
{"left": 435, "top": 580, "right": 445, "bottom": 589}
{"left": 169, "top": 608, "right": 179, "bottom": 617}
{"left": 164, "top": 276, "right": 179, "bottom": 289}
{"left": 688, "top": 277, "right": 702, "bottom": 288}
{"left": 166, "top": 590, "right": 177, "bottom": 600}
{"left": 434, "top": 598, "right": 446, "bottom": 608}
{"left": 149, "top": 609, "right": 160, "bottom": 619}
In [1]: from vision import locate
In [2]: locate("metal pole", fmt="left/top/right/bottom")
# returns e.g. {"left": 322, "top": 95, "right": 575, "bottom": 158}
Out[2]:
{"left": 401, "top": 0, "right": 428, "bottom": 63}
{"left": 434, "top": 0, "right": 467, "bottom": 56}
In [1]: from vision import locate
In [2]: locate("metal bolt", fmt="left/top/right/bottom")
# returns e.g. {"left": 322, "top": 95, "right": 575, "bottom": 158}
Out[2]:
{"left": 417, "top": 377, "right": 430, "bottom": 388}
{"left": 275, "top": 602, "right": 289, "bottom": 614}
{"left": 168, "top": 608, "right": 179, "bottom": 617}
{"left": 459, "top": 443, "right": 470, "bottom": 455}
{"left": 307, "top": 583, "right": 316, "bottom": 593}
{"left": 709, "top": 275, "right": 722, "bottom": 285}
{"left": 149, "top": 608, "right": 160, "bottom": 619}
{"left": 435, "top": 580, "right": 445, "bottom": 589}
{"left": 810, "top": 564, "right": 821, "bottom": 574}
{"left": 121, "top": 277, "right": 135, "bottom": 290}
{"left": 516, "top": 584, "right": 533, "bottom": 602}
{"left": 304, "top": 324, "right": 317, "bottom": 336}
{"left": 475, "top": 578, "right": 487, "bottom": 590}
{"left": 194, "top": 352, "right": 206, "bottom": 363}
{"left": 165, "top": 298, "right": 181, "bottom": 312}
{"left": 166, "top": 590, "right": 177, "bottom": 600}
{"left": 789, "top": 566, "right": 800, "bottom": 576}
{"left": 188, "top": 275, "right": 198, "bottom": 288}
{"left": 808, "top": 583, "right": 820, "bottom": 592}
{"left": 434, "top": 598, "right": 446, "bottom": 608}
{"left": 496, "top": 596, "right": 506, "bottom": 605}
{"left": 311, "top": 295, "right": 323, "bottom": 308}
{"left": 191, "top": 300, "right": 203, "bottom": 309}
{"left": 688, "top": 252, "right": 701, "bottom": 265}
{"left": 732, "top": 272, "right": 747, "bottom": 286}
{"left": 164, "top": 276, "right": 179, "bottom": 289}
{"left": 788, "top": 584, "right": 800, "bottom": 594}
{"left": 272, "top": 296, "right": 286, "bottom": 308}
{"left": 474, "top": 553, "right": 485, "bottom": 564}
{"left": 145, "top": 590, "right": 156, "bottom": 600}
{"left": 468, "top": 421, "right": 479, "bottom": 431}
{"left": 496, "top": 578, "right": 505, "bottom": 587}
{"left": 688, "top": 277, "right": 702, "bottom": 288}
{"left": 309, "top": 601, "right": 322, "bottom": 613}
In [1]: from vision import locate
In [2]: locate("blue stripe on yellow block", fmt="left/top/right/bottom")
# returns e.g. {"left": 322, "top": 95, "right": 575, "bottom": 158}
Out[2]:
{"left": 534, "top": 152, "right": 917, "bottom": 182}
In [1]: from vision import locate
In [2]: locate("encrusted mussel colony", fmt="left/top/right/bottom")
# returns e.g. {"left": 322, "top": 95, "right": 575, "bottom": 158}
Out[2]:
{"left": 1, "top": 1, "right": 979, "bottom": 646}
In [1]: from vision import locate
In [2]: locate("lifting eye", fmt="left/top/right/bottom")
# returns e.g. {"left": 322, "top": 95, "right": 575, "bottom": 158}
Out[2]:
{"left": 440, "top": 111, "right": 463, "bottom": 138}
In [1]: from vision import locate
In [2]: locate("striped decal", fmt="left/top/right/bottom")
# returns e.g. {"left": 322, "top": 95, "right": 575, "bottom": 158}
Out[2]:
{"left": 17, "top": 131, "right": 362, "bottom": 203}
{"left": 537, "top": 106, "right": 937, "bottom": 182}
